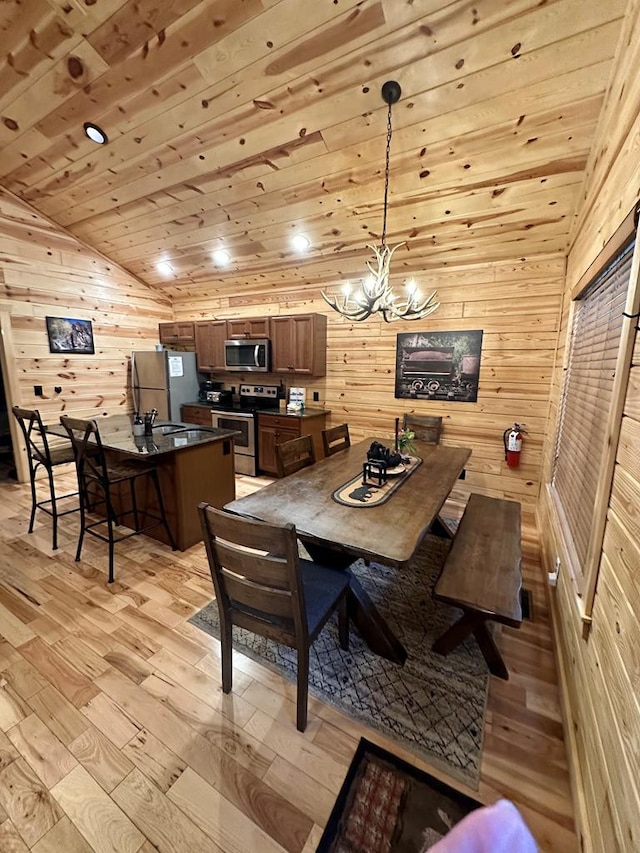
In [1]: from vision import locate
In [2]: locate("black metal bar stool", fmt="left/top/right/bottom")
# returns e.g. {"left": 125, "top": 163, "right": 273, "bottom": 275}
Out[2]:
{"left": 60, "top": 415, "right": 177, "bottom": 583}
{"left": 12, "top": 406, "right": 79, "bottom": 550}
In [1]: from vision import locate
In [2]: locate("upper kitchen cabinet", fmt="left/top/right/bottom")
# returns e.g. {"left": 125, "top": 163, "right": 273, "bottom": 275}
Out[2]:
{"left": 227, "top": 317, "right": 270, "bottom": 339}
{"left": 195, "top": 320, "right": 227, "bottom": 372}
{"left": 271, "top": 314, "right": 327, "bottom": 376}
{"left": 158, "top": 322, "right": 195, "bottom": 344}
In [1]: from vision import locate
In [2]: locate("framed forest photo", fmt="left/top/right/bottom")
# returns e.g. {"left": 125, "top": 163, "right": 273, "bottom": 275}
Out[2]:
{"left": 46, "top": 317, "right": 95, "bottom": 355}
{"left": 396, "top": 330, "right": 483, "bottom": 402}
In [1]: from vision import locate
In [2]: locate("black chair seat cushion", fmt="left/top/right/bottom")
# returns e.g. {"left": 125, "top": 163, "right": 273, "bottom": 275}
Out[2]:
{"left": 231, "top": 559, "right": 349, "bottom": 637}
{"left": 299, "top": 559, "right": 349, "bottom": 635}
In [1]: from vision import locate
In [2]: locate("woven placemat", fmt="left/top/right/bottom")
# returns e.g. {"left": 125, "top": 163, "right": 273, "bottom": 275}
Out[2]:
{"left": 331, "top": 455, "right": 422, "bottom": 507}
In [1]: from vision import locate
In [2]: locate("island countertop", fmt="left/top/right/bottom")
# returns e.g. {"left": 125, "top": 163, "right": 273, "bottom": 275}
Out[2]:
{"left": 47, "top": 414, "right": 239, "bottom": 457}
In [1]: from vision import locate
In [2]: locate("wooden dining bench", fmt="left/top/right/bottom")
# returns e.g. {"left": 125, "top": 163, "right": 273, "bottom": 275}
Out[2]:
{"left": 431, "top": 494, "right": 522, "bottom": 679}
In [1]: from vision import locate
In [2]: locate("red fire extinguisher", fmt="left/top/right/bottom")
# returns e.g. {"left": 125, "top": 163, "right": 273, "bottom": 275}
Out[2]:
{"left": 503, "top": 423, "right": 526, "bottom": 468}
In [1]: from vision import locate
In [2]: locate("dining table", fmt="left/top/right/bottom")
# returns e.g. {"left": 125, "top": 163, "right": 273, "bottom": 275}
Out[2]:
{"left": 224, "top": 437, "right": 471, "bottom": 664}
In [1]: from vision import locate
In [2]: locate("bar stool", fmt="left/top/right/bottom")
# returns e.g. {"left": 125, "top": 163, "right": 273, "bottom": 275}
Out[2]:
{"left": 12, "top": 406, "right": 79, "bottom": 550}
{"left": 60, "top": 415, "right": 177, "bottom": 583}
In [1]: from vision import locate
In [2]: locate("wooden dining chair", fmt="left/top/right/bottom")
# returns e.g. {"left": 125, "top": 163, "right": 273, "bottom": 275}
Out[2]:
{"left": 198, "top": 504, "right": 350, "bottom": 731}
{"left": 12, "top": 406, "right": 79, "bottom": 550}
{"left": 322, "top": 423, "right": 351, "bottom": 457}
{"left": 402, "top": 414, "right": 443, "bottom": 444}
{"left": 276, "top": 434, "right": 316, "bottom": 478}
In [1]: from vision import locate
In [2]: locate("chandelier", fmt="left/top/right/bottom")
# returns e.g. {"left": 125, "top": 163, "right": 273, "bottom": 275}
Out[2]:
{"left": 322, "top": 81, "right": 439, "bottom": 323}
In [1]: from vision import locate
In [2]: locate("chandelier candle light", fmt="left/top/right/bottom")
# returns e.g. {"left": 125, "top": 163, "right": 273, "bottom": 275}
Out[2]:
{"left": 322, "top": 81, "right": 440, "bottom": 323}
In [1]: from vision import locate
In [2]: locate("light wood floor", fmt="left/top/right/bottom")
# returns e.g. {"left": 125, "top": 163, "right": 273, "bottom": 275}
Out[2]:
{"left": 0, "top": 469, "right": 577, "bottom": 852}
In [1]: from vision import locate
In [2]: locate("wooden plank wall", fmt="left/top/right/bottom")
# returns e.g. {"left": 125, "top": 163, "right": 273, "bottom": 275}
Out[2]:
{"left": 172, "top": 253, "right": 566, "bottom": 521}
{"left": 0, "top": 189, "right": 172, "bottom": 425}
{"left": 537, "top": 0, "right": 640, "bottom": 848}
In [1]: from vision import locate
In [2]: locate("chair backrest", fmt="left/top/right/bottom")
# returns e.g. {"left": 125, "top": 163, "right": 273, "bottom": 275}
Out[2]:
{"left": 276, "top": 434, "right": 316, "bottom": 478}
{"left": 322, "top": 423, "right": 351, "bottom": 457}
{"left": 402, "top": 414, "right": 443, "bottom": 445}
{"left": 198, "top": 503, "right": 307, "bottom": 647}
{"left": 59, "top": 416, "right": 108, "bottom": 485}
{"left": 12, "top": 406, "right": 53, "bottom": 471}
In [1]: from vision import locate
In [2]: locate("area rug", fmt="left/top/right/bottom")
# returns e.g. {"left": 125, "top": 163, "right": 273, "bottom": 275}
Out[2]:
{"left": 189, "top": 533, "right": 489, "bottom": 787}
{"left": 317, "top": 738, "right": 482, "bottom": 852}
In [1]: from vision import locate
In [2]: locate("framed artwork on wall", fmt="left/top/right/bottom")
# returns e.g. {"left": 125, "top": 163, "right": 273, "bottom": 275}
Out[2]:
{"left": 46, "top": 317, "right": 95, "bottom": 354}
{"left": 395, "top": 330, "right": 483, "bottom": 402}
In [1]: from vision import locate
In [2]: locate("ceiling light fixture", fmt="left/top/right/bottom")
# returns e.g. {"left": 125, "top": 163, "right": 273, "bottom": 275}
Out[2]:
{"left": 156, "top": 261, "right": 173, "bottom": 276}
{"left": 292, "top": 233, "right": 310, "bottom": 252}
{"left": 83, "top": 122, "right": 108, "bottom": 145}
{"left": 213, "top": 249, "right": 231, "bottom": 266}
{"left": 322, "top": 81, "right": 439, "bottom": 323}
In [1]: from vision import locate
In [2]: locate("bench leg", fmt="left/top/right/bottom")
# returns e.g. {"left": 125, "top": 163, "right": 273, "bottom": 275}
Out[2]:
{"left": 432, "top": 612, "right": 480, "bottom": 654}
{"left": 432, "top": 612, "right": 509, "bottom": 680}
{"left": 472, "top": 622, "right": 509, "bottom": 680}
{"left": 430, "top": 514, "right": 454, "bottom": 540}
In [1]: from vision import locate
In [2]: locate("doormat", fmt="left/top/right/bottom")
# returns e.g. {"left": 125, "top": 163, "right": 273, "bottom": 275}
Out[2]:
{"left": 332, "top": 455, "right": 422, "bottom": 507}
{"left": 190, "top": 533, "right": 489, "bottom": 788}
{"left": 317, "top": 738, "right": 481, "bottom": 852}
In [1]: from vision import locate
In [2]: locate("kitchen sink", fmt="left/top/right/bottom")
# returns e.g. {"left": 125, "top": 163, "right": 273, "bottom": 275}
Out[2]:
{"left": 152, "top": 424, "right": 186, "bottom": 435}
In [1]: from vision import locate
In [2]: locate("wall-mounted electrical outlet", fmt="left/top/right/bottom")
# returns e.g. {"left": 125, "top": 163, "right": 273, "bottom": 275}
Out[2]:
{"left": 34, "top": 385, "right": 43, "bottom": 397}
{"left": 548, "top": 556, "right": 561, "bottom": 587}
{"left": 313, "top": 391, "right": 319, "bottom": 402}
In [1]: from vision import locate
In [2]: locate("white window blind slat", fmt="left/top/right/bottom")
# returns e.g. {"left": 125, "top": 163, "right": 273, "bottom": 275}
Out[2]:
{"left": 552, "top": 240, "right": 634, "bottom": 571}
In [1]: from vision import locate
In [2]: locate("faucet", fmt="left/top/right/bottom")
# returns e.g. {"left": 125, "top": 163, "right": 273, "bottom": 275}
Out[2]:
{"left": 143, "top": 408, "right": 158, "bottom": 435}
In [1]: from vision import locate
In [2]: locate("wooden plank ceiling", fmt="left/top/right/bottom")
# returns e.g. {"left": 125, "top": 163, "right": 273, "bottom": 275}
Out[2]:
{"left": 0, "top": 0, "right": 626, "bottom": 297}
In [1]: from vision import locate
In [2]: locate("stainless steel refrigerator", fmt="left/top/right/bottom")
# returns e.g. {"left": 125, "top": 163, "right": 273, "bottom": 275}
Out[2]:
{"left": 131, "top": 350, "right": 200, "bottom": 421}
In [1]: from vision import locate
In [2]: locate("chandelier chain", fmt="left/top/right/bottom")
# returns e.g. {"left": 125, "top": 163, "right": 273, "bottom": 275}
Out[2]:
{"left": 381, "top": 101, "right": 393, "bottom": 248}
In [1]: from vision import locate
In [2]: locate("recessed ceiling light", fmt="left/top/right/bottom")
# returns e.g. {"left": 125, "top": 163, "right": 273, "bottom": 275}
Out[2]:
{"left": 213, "top": 249, "right": 231, "bottom": 266}
{"left": 292, "top": 233, "right": 310, "bottom": 252}
{"left": 156, "top": 261, "right": 173, "bottom": 276}
{"left": 83, "top": 122, "right": 108, "bottom": 144}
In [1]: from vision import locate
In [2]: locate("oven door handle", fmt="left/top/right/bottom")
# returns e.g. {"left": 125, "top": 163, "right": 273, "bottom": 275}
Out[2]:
{"left": 216, "top": 411, "right": 254, "bottom": 420}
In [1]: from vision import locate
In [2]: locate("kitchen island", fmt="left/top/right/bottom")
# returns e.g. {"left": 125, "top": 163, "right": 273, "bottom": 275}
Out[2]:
{"left": 48, "top": 415, "right": 239, "bottom": 551}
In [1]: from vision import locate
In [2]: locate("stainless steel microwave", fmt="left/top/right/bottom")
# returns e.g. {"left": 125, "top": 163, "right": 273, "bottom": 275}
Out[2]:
{"left": 224, "top": 338, "right": 270, "bottom": 372}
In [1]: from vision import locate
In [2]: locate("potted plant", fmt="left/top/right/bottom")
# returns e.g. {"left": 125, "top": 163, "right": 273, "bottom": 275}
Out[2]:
{"left": 397, "top": 427, "right": 416, "bottom": 456}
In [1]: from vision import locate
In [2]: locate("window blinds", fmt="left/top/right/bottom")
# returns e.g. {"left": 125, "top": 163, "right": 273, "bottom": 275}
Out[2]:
{"left": 552, "top": 240, "right": 634, "bottom": 580}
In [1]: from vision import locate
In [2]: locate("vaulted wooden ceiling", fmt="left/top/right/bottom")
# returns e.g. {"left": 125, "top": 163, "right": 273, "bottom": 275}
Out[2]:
{"left": 0, "top": 0, "right": 626, "bottom": 297}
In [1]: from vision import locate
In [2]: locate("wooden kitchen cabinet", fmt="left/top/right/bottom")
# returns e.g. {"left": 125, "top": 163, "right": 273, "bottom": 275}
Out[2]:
{"left": 181, "top": 405, "right": 214, "bottom": 426}
{"left": 270, "top": 314, "right": 327, "bottom": 376}
{"left": 194, "top": 320, "right": 227, "bottom": 371}
{"left": 227, "top": 317, "right": 270, "bottom": 339}
{"left": 258, "top": 410, "right": 328, "bottom": 475}
{"left": 158, "top": 322, "right": 195, "bottom": 344}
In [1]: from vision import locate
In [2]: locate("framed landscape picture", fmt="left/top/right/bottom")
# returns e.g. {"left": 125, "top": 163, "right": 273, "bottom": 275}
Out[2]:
{"left": 46, "top": 316, "right": 95, "bottom": 354}
{"left": 395, "top": 330, "right": 483, "bottom": 402}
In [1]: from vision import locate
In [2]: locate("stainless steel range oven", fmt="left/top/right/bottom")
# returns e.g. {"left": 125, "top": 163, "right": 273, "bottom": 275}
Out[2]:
{"left": 212, "top": 410, "right": 256, "bottom": 475}
{"left": 211, "top": 383, "right": 281, "bottom": 476}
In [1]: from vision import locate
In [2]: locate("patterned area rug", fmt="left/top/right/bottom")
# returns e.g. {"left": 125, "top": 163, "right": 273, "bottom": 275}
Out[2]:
{"left": 189, "top": 533, "right": 489, "bottom": 787}
{"left": 317, "top": 738, "right": 481, "bottom": 852}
